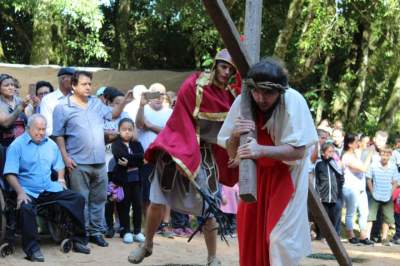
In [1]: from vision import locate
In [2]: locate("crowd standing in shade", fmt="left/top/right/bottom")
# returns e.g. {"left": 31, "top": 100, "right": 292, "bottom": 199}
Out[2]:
{"left": 0, "top": 55, "right": 400, "bottom": 266}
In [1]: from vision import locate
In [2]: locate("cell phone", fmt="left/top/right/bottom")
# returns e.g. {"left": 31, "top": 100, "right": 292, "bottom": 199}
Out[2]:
{"left": 28, "top": 84, "right": 36, "bottom": 97}
{"left": 144, "top": 91, "right": 161, "bottom": 100}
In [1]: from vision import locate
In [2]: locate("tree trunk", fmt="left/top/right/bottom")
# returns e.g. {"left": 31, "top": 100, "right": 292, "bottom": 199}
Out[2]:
{"left": 347, "top": 25, "right": 371, "bottom": 124}
{"left": 315, "top": 55, "right": 331, "bottom": 124}
{"left": 273, "top": 0, "right": 305, "bottom": 59}
{"left": 378, "top": 70, "right": 400, "bottom": 128}
{"left": 30, "top": 5, "right": 53, "bottom": 65}
{"left": 113, "top": 0, "right": 130, "bottom": 70}
{"left": 0, "top": 41, "right": 5, "bottom": 61}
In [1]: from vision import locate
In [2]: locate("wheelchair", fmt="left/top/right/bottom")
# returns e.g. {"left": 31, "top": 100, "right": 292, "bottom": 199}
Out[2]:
{"left": 0, "top": 186, "right": 77, "bottom": 257}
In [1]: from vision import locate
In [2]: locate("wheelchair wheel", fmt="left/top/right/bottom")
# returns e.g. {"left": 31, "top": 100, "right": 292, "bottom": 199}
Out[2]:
{"left": 0, "top": 189, "right": 6, "bottom": 242}
{"left": 60, "top": 239, "right": 72, "bottom": 253}
{"left": 47, "top": 221, "right": 68, "bottom": 244}
{"left": 0, "top": 243, "right": 15, "bottom": 257}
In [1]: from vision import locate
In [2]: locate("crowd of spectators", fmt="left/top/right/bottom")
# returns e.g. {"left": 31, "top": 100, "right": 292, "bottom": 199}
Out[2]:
{"left": 311, "top": 120, "right": 400, "bottom": 246}
{"left": 0, "top": 68, "right": 240, "bottom": 262}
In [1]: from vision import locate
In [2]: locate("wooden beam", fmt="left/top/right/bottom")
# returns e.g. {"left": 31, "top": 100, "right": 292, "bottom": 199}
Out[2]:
{"left": 244, "top": 0, "right": 262, "bottom": 65}
{"left": 308, "top": 184, "right": 352, "bottom": 266}
{"left": 203, "top": 0, "right": 250, "bottom": 77}
{"left": 204, "top": 0, "right": 257, "bottom": 202}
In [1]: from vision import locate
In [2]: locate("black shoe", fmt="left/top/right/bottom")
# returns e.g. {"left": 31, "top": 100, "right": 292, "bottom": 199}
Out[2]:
{"left": 105, "top": 227, "right": 115, "bottom": 238}
{"left": 349, "top": 237, "right": 359, "bottom": 244}
{"left": 73, "top": 242, "right": 91, "bottom": 254}
{"left": 359, "top": 238, "right": 374, "bottom": 245}
{"left": 26, "top": 249, "right": 45, "bottom": 262}
{"left": 89, "top": 235, "right": 109, "bottom": 247}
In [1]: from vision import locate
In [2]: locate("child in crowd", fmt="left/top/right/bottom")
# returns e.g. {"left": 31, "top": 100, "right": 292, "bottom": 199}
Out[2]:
{"left": 314, "top": 143, "right": 344, "bottom": 238}
{"left": 392, "top": 186, "right": 400, "bottom": 245}
{"left": 112, "top": 118, "right": 145, "bottom": 243}
{"left": 220, "top": 183, "right": 239, "bottom": 237}
{"left": 366, "top": 148, "right": 399, "bottom": 246}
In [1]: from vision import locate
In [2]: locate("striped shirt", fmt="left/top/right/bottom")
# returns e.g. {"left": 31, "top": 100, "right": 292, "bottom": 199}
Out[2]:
{"left": 366, "top": 161, "right": 399, "bottom": 202}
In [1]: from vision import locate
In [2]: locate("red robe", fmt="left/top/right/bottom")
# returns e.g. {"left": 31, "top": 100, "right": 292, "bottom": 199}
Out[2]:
{"left": 145, "top": 72, "right": 238, "bottom": 186}
{"left": 237, "top": 113, "right": 295, "bottom": 266}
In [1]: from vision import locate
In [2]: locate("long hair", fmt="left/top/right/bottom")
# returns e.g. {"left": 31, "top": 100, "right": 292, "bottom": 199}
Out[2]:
{"left": 343, "top": 133, "right": 358, "bottom": 152}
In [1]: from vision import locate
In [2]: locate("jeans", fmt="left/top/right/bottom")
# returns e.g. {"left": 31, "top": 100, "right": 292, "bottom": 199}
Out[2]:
{"left": 394, "top": 213, "right": 400, "bottom": 240}
{"left": 342, "top": 186, "right": 369, "bottom": 231}
{"left": 69, "top": 163, "right": 108, "bottom": 236}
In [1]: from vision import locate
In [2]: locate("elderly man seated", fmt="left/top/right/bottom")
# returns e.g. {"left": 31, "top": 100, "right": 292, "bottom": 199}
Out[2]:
{"left": 3, "top": 114, "right": 90, "bottom": 262}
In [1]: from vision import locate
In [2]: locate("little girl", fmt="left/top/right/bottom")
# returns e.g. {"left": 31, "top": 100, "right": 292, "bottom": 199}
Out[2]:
{"left": 112, "top": 118, "right": 145, "bottom": 243}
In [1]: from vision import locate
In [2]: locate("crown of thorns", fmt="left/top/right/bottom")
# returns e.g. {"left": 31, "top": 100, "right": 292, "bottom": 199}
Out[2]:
{"left": 245, "top": 78, "right": 287, "bottom": 92}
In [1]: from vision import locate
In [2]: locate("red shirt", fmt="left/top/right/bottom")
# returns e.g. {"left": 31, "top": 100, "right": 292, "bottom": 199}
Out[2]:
{"left": 393, "top": 188, "right": 400, "bottom": 214}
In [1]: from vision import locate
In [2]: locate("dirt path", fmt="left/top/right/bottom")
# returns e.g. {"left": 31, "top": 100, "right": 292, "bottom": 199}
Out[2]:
{"left": 1, "top": 235, "right": 400, "bottom": 266}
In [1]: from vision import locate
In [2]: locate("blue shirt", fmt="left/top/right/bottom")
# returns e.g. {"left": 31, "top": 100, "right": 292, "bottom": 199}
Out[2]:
{"left": 52, "top": 96, "right": 112, "bottom": 164}
{"left": 367, "top": 161, "right": 399, "bottom": 202}
{"left": 3, "top": 133, "right": 65, "bottom": 198}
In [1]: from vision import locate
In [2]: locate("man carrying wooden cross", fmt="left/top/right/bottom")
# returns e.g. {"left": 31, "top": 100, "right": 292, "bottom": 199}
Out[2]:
{"left": 218, "top": 58, "right": 318, "bottom": 266}
{"left": 128, "top": 49, "right": 239, "bottom": 266}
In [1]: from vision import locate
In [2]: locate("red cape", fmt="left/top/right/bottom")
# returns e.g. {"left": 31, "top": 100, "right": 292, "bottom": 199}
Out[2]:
{"left": 145, "top": 72, "right": 239, "bottom": 186}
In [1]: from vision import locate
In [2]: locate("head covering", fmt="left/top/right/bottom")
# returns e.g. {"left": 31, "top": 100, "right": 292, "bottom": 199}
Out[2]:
{"left": 209, "top": 49, "right": 237, "bottom": 86}
{"left": 149, "top": 83, "right": 166, "bottom": 94}
{"left": 213, "top": 48, "right": 236, "bottom": 70}
{"left": 132, "top": 85, "right": 148, "bottom": 100}
{"left": 57, "top": 67, "right": 75, "bottom": 77}
{"left": 96, "top": 86, "right": 106, "bottom": 97}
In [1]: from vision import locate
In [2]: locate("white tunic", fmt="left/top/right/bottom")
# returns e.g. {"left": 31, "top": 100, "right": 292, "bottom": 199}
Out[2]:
{"left": 218, "top": 88, "right": 318, "bottom": 266}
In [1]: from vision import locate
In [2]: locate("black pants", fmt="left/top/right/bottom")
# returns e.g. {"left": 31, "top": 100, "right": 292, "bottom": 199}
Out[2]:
{"left": 171, "top": 210, "right": 190, "bottom": 229}
{"left": 393, "top": 213, "right": 400, "bottom": 240}
{"left": 316, "top": 202, "right": 337, "bottom": 238}
{"left": 333, "top": 197, "right": 343, "bottom": 235}
{"left": 116, "top": 182, "right": 142, "bottom": 235}
{"left": 19, "top": 190, "right": 87, "bottom": 256}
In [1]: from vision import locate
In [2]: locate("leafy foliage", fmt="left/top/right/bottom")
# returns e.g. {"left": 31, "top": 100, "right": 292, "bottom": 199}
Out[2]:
{"left": 0, "top": 0, "right": 399, "bottom": 137}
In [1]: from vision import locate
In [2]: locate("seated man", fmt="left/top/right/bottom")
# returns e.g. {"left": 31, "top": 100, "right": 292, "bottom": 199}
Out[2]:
{"left": 3, "top": 114, "right": 90, "bottom": 262}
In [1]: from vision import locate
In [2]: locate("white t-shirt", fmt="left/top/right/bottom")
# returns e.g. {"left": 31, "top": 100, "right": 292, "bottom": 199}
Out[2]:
{"left": 124, "top": 100, "right": 140, "bottom": 122}
{"left": 40, "top": 89, "right": 65, "bottom": 136}
{"left": 139, "top": 105, "right": 172, "bottom": 151}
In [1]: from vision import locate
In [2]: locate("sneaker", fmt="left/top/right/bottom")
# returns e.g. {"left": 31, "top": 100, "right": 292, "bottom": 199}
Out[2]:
{"left": 123, "top": 233, "right": 134, "bottom": 244}
{"left": 348, "top": 237, "right": 359, "bottom": 244}
{"left": 172, "top": 228, "right": 185, "bottom": 237}
{"left": 393, "top": 238, "right": 400, "bottom": 245}
{"left": 132, "top": 233, "right": 145, "bottom": 243}
{"left": 382, "top": 239, "right": 391, "bottom": 246}
{"left": 183, "top": 227, "right": 194, "bottom": 237}
{"left": 105, "top": 227, "right": 115, "bottom": 238}
{"left": 359, "top": 238, "right": 374, "bottom": 245}
{"left": 207, "top": 256, "right": 222, "bottom": 266}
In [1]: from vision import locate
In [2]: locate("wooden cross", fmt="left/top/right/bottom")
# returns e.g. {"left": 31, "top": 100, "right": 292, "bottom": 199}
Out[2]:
{"left": 203, "top": 1, "right": 352, "bottom": 265}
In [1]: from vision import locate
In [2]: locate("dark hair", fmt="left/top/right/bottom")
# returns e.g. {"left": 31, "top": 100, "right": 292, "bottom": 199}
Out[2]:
{"left": 35, "top": 81, "right": 54, "bottom": 95}
{"left": 104, "top": 87, "right": 124, "bottom": 103}
{"left": 0, "top": 74, "right": 13, "bottom": 86}
{"left": 343, "top": 133, "right": 358, "bottom": 152}
{"left": 118, "top": 117, "right": 135, "bottom": 130}
{"left": 247, "top": 57, "right": 288, "bottom": 87}
{"left": 71, "top": 71, "right": 92, "bottom": 86}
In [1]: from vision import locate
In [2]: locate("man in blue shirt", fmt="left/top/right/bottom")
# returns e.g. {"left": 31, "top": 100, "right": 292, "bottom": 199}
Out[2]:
{"left": 3, "top": 114, "right": 90, "bottom": 262}
{"left": 53, "top": 71, "right": 132, "bottom": 247}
